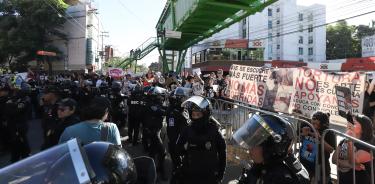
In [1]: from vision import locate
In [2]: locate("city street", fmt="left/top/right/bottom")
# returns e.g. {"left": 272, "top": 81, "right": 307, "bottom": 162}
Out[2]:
{"left": 0, "top": 117, "right": 347, "bottom": 184}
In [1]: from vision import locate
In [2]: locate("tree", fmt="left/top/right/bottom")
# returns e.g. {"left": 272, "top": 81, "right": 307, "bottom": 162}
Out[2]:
{"left": 326, "top": 21, "right": 359, "bottom": 59}
{"left": 353, "top": 24, "right": 375, "bottom": 56}
{"left": 0, "top": 0, "right": 68, "bottom": 73}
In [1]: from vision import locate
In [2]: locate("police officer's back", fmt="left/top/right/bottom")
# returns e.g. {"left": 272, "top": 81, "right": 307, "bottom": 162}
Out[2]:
{"left": 176, "top": 96, "right": 226, "bottom": 184}
{"left": 233, "top": 114, "right": 310, "bottom": 184}
{"left": 127, "top": 84, "right": 145, "bottom": 145}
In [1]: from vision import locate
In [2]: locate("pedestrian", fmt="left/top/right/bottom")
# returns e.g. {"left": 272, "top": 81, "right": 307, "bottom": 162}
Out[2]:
{"left": 59, "top": 97, "right": 121, "bottom": 146}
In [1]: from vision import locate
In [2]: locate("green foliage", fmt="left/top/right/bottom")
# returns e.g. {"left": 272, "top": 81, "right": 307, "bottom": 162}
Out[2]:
{"left": 326, "top": 21, "right": 358, "bottom": 59}
{"left": 0, "top": 0, "right": 68, "bottom": 66}
{"left": 327, "top": 20, "right": 375, "bottom": 59}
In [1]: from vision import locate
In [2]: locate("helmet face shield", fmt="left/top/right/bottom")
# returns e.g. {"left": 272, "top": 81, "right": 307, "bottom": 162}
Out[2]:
{"left": 233, "top": 114, "right": 283, "bottom": 149}
{"left": 181, "top": 96, "right": 210, "bottom": 110}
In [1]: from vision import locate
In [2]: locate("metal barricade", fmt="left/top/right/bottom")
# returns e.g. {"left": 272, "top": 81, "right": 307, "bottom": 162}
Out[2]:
{"left": 209, "top": 97, "right": 322, "bottom": 182}
{"left": 321, "top": 129, "right": 375, "bottom": 184}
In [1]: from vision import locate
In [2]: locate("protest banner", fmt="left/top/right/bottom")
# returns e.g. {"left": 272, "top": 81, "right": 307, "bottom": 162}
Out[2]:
{"left": 335, "top": 86, "right": 352, "bottom": 119}
{"left": 226, "top": 65, "right": 366, "bottom": 124}
{"left": 288, "top": 67, "right": 365, "bottom": 123}
{"left": 226, "top": 65, "right": 270, "bottom": 106}
{"left": 108, "top": 68, "right": 124, "bottom": 78}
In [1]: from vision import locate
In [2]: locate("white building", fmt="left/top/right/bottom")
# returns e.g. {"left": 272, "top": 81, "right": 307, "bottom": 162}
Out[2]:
{"left": 51, "top": 1, "right": 103, "bottom": 72}
{"left": 253, "top": 0, "right": 326, "bottom": 62}
{"left": 188, "top": 0, "right": 326, "bottom": 69}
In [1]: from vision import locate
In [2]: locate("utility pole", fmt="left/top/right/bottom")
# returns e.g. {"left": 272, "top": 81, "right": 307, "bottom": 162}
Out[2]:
{"left": 100, "top": 31, "right": 109, "bottom": 62}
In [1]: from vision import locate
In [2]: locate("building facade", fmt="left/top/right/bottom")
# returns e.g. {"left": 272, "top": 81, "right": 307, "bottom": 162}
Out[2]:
{"left": 187, "top": 0, "right": 326, "bottom": 71}
{"left": 257, "top": 0, "right": 326, "bottom": 62}
{"left": 51, "top": 1, "right": 103, "bottom": 72}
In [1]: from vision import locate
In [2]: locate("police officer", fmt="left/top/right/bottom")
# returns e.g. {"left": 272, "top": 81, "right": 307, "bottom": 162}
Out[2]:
{"left": 0, "top": 140, "right": 158, "bottom": 184}
{"left": 40, "top": 85, "right": 61, "bottom": 150}
{"left": 4, "top": 82, "right": 32, "bottom": 162}
{"left": 0, "top": 86, "right": 11, "bottom": 152}
{"left": 28, "top": 79, "right": 41, "bottom": 119}
{"left": 109, "top": 81, "right": 127, "bottom": 130}
{"left": 233, "top": 114, "right": 310, "bottom": 184}
{"left": 142, "top": 86, "right": 167, "bottom": 179}
{"left": 127, "top": 83, "right": 145, "bottom": 146}
{"left": 176, "top": 96, "right": 226, "bottom": 184}
{"left": 166, "top": 87, "right": 189, "bottom": 182}
{"left": 78, "top": 80, "right": 94, "bottom": 108}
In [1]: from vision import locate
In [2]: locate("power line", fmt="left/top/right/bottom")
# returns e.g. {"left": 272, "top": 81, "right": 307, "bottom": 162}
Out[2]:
{"left": 41, "top": 0, "right": 86, "bottom": 33}
{"left": 193, "top": 8, "right": 375, "bottom": 48}
{"left": 194, "top": 0, "right": 375, "bottom": 45}
{"left": 116, "top": 0, "right": 146, "bottom": 24}
{"left": 204, "top": 0, "right": 374, "bottom": 42}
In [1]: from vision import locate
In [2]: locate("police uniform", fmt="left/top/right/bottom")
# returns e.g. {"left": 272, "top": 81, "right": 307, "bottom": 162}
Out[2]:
{"left": 4, "top": 91, "right": 31, "bottom": 162}
{"left": 127, "top": 87, "right": 145, "bottom": 145}
{"left": 233, "top": 114, "right": 310, "bottom": 184}
{"left": 176, "top": 96, "right": 226, "bottom": 184}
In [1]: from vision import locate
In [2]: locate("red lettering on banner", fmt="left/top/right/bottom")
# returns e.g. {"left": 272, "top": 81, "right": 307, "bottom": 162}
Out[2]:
{"left": 352, "top": 100, "right": 359, "bottom": 108}
{"left": 258, "top": 85, "right": 265, "bottom": 96}
{"left": 297, "top": 67, "right": 361, "bottom": 84}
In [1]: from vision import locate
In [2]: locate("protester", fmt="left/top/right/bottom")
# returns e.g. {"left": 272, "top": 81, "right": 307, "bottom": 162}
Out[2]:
{"left": 332, "top": 114, "right": 374, "bottom": 184}
{"left": 192, "top": 74, "right": 204, "bottom": 96}
{"left": 59, "top": 97, "right": 121, "bottom": 146}
{"left": 300, "top": 111, "right": 336, "bottom": 184}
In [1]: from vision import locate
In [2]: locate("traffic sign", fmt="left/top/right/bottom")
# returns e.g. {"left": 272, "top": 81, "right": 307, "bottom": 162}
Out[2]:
{"left": 165, "top": 30, "right": 182, "bottom": 39}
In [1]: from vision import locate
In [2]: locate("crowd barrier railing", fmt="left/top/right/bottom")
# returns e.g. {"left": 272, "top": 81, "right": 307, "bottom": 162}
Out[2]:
{"left": 209, "top": 97, "right": 322, "bottom": 182}
{"left": 321, "top": 129, "right": 375, "bottom": 184}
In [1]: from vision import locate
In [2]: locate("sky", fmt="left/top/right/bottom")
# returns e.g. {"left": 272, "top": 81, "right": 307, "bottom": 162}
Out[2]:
{"left": 93, "top": 0, "right": 375, "bottom": 67}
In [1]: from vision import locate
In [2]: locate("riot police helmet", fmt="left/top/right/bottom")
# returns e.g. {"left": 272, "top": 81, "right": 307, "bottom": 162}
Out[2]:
{"left": 233, "top": 114, "right": 296, "bottom": 161}
{"left": 112, "top": 81, "right": 122, "bottom": 89}
{"left": 181, "top": 95, "right": 212, "bottom": 122}
{"left": 169, "top": 87, "right": 191, "bottom": 107}
{"left": 0, "top": 139, "right": 139, "bottom": 184}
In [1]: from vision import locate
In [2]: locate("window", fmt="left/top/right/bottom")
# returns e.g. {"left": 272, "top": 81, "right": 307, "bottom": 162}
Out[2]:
{"left": 308, "top": 48, "right": 313, "bottom": 55}
{"left": 268, "top": 33, "right": 272, "bottom": 41}
{"left": 268, "top": 57, "right": 273, "bottom": 60}
{"left": 243, "top": 19, "right": 247, "bottom": 25}
{"left": 308, "top": 36, "right": 313, "bottom": 44}
{"left": 299, "top": 47, "right": 303, "bottom": 55}
{"left": 277, "top": 44, "right": 280, "bottom": 49}
{"left": 299, "top": 58, "right": 304, "bottom": 62}
{"left": 299, "top": 36, "right": 303, "bottom": 44}
{"left": 276, "top": 8, "right": 280, "bottom": 12}
{"left": 268, "top": 8, "right": 272, "bottom": 16}
{"left": 277, "top": 32, "right": 280, "bottom": 37}
{"left": 308, "top": 58, "right": 314, "bottom": 61}
{"left": 308, "top": 13, "right": 313, "bottom": 21}
{"left": 268, "top": 21, "right": 272, "bottom": 29}
{"left": 242, "top": 29, "right": 247, "bottom": 39}
{"left": 277, "top": 56, "right": 280, "bottom": 60}
{"left": 299, "top": 25, "right": 303, "bottom": 32}
{"left": 299, "top": 13, "right": 303, "bottom": 21}
{"left": 308, "top": 25, "right": 313, "bottom": 32}
{"left": 277, "top": 20, "right": 280, "bottom": 25}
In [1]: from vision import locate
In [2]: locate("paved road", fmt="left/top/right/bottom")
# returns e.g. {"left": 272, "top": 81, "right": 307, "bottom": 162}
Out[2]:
{"left": 0, "top": 118, "right": 347, "bottom": 183}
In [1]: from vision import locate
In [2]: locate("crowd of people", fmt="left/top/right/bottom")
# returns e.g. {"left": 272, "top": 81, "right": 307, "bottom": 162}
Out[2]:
{"left": 0, "top": 68, "right": 375, "bottom": 184}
